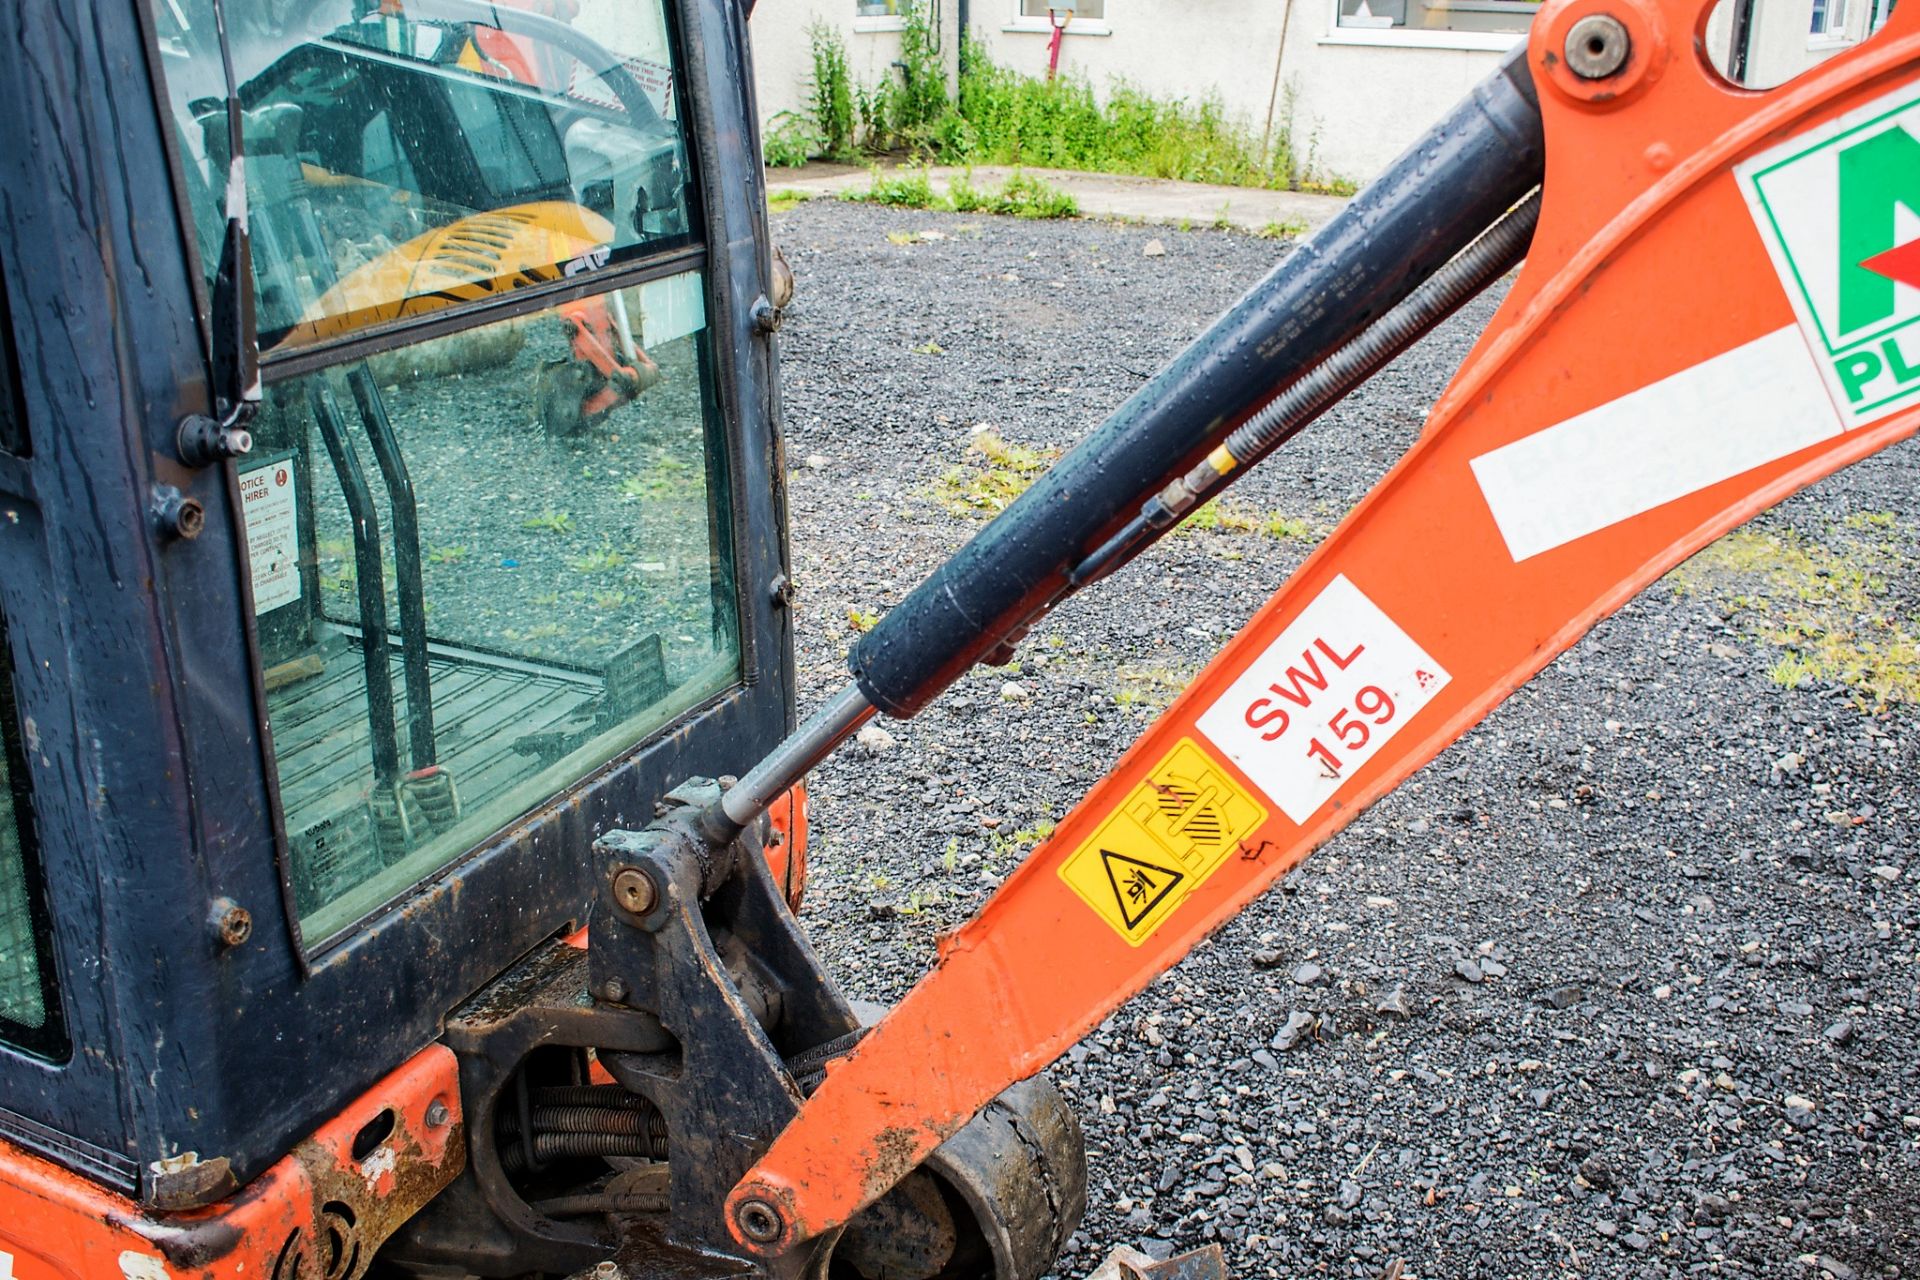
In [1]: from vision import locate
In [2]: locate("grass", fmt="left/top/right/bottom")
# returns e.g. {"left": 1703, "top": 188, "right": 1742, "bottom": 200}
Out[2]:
{"left": 934, "top": 429, "right": 1060, "bottom": 516}
{"left": 1256, "top": 218, "right": 1309, "bottom": 239}
{"left": 1668, "top": 514, "right": 1920, "bottom": 707}
{"left": 780, "top": 22, "right": 1351, "bottom": 194}
{"left": 1176, "top": 498, "right": 1318, "bottom": 541}
{"left": 767, "top": 189, "right": 812, "bottom": 213}
{"left": 845, "top": 166, "right": 1079, "bottom": 220}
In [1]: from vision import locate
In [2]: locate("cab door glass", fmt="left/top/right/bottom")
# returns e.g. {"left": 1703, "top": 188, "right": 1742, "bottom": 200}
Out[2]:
{"left": 149, "top": 0, "right": 693, "bottom": 352}
{"left": 0, "top": 613, "right": 66, "bottom": 1059}
{"left": 242, "top": 272, "right": 736, "bottom": 945}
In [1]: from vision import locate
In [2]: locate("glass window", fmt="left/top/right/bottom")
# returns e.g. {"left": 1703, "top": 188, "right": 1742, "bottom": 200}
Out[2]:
{"left": 148, "top": 0, "right": 692, "bottom": 354}
{"left": 0, "top": 614, "right": 65, "bottom": 1058}
{"left": 239, "top": 270, "right": 738, "bottom": 943}
{"left": 1019, "top": 0, "right": 1106, "bottom": 18}
{"left": 1336, "top": 0, "right": 1535, "bottom": 35}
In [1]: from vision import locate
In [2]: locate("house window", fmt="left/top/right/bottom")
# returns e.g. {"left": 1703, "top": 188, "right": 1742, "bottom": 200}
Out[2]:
{"left": 1336, "top": 0, "right": 1537, "bottom": 35}
{"left": 856, "top": 0, "right": 902, "bottom": 13}
{"left": 1809, "top": 0, "right": 1849, "bottom": 38}
{"left": 1019, "top": 0, "right": 1106, "bottom": 17}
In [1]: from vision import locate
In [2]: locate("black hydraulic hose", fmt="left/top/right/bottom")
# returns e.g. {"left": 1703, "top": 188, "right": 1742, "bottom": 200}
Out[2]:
{"left": 701, "top": 48, "right": 1545, "bottom": 842}
{"left": 1070, "top": 188, "right": 1543, "bottom": 587}
{"left": 845, "top": 46, "right": 1544, "bottom": 719}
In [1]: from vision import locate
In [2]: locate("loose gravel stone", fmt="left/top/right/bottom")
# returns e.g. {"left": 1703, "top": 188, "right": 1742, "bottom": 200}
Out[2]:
{"left": 769, "top": 198, "right": 1920, "bottom": 1280}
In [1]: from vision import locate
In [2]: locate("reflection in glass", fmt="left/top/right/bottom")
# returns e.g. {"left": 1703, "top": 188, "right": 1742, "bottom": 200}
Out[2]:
{"left": 148, "top": 0, "right": 692, "bottom": 350}
{"left": 240, "top": 271, "right": 737, "bottom": 941}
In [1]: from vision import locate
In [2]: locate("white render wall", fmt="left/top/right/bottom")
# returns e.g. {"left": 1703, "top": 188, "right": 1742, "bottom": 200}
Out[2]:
{"left": 745, "top": 0, "right": 1514, "bottom": 183}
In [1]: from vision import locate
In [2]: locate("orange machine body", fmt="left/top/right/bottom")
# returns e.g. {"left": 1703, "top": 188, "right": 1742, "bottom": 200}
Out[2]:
{"left": 0, "top": 1048, "right": 463, "bottom": 1279}
{"left": 729, "top": 0, "right": 1920, "bottom": 1245}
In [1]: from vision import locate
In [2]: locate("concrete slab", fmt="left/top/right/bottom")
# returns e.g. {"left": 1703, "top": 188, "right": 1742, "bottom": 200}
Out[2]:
{"left": 766, "top": 163, "right": 1350, "bottom": 235}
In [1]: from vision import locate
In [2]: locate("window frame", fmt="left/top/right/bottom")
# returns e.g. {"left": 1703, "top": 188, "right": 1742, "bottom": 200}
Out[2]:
{"left": 1005, "top": 0, "right": 1112, "bottom": 36}
{"left": 143, "top": 0, "right": 758, "bottom": 961}
{"left": 1322, "top": 0, "right": 1530, "bottom": 51}
{"left": 0, "top": 608, "right": 70, "bottom": 1063}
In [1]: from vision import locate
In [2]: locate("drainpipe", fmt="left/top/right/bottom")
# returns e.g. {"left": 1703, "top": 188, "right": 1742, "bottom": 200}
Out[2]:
{"left": 1260, "top": 0, "right": 1298, "bottom": 174}
{"left": 957, "top": 0, "right": 970, "bottom": 78}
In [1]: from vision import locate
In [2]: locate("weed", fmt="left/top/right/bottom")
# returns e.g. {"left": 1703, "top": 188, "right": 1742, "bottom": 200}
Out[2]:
{"left": 523, "top": 510, "right": 574, "bottom": 534}
{"left": 1212, "top": 203, "right": 1233, "bottom": 231}
{"left": 848, "top": 607, "right": 880, "bottom": 632}
{"left": 1177, "top": 217, "right": 1194, "bottom": 233}
{"left": 621, "top": 458, "right": 697, "bottom": 501}
{"left": 570, "top": 547, "right": 627, "bottom": 573}
{"left": 427, "top": 544, "right": 467, "bottom": 565}
{"left": 763, "top": 112, "right": 824, "bottom": 168}
{"left": 1256, "top": 218, "right": 1309, "bottom": 239}
{"left": 869, "top": 873, "right": 893, "bottom": 892}
{"left": 912, "top": 340, "right": 946, "bottom": 356}
{"left": 934, "top": 429, "right": 1059, "bottom": 516}
{"left": 767, "top": 188, "right": 813, "bottom": 214}
{"left": 849, "top": 165, "right": 941, "bottom": 209}
{"left": 992, "top": 170, "right": 1078, "bottom": 219}
{"left": 807, "top": 22, "right": 858, "bottom": 160}
{"left": 593, "top": 591, "right": 631, "bottom": 610}
{"left": 1668, "top": 520, "right": 1920, "bottom": 706}
{"left": 941, "top": 838, "right": 960, "bottom": 873}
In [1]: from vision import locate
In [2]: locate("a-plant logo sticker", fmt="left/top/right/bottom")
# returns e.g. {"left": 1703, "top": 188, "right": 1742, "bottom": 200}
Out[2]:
{"left": 1738, "top": 80, "right": 1920, "bottom": 427}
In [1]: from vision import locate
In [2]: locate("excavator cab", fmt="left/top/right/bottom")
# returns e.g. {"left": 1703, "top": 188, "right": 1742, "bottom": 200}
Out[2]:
{"left": 0, "top": 1, "right": 1083, "bottom": 1277}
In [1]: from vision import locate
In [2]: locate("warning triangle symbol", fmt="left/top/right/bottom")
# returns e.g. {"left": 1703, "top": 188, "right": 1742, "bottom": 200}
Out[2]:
{"left": 1100, "top": 849, "right": 1185, "bottom": 930}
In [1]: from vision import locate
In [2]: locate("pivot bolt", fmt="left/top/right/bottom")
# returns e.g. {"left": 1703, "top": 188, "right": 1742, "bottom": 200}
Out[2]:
{"left": 610, "top": 866, "right": 659, "bottom": 916}
{"left": 1564, "top": 13, "right": 1631, "bottom": 79}
{"left": 210, "top": 897, "right": 252, "bottom": 948}
{"left": 735, "top": 1197, "right": 786, "bottom": 1245}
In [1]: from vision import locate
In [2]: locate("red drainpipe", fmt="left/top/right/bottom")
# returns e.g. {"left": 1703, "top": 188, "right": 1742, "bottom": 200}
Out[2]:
{"left": 1046, "top": 6, "right": 1070, "bottom": 79}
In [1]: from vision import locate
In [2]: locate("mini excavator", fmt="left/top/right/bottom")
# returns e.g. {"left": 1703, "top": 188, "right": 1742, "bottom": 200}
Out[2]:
{"left": 0, "top": 0, "right": 1914, "bottom": 1276}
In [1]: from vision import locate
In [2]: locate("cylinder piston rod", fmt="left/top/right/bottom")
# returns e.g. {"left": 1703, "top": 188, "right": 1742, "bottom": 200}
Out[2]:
{"left": 702, "top": 49, "right": 1546, "bottom": 843}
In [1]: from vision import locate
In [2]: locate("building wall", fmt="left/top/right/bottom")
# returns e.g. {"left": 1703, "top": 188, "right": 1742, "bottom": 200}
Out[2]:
{"left": 747, "top": 0, "right": 1516, "bottom": 183}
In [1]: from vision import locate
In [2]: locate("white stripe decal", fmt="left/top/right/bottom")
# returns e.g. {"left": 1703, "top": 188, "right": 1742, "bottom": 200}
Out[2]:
{"left": 1469, "top": 327, "right": 1842, "bottom": 562}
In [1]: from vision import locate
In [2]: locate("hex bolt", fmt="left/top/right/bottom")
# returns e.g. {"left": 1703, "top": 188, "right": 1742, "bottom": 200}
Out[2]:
{"left": 593, "top": 1264, "right": 622, "bottom": 1280}
{"left": 425, "top": 1099, "right": 451, "bottom": 1129}
{"left": 1564, "top": 13, "right": 1631, "bottom": 80}
{"left": 600, "top": 976, "right": 629, "bottom": 1004}
{"left": 735, "top": 1197, "right": 786, "bottom": 1245}
{"left": 210, "top": 897, "right": 252, "bottom": 949}
{"left": 610, "top": 866, "right": 658, "bottom": 916}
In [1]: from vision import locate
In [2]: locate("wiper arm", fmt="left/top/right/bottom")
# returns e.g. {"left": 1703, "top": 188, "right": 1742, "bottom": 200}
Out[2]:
{"left": 177, "top": 0, "right": 259, "bottom": 468}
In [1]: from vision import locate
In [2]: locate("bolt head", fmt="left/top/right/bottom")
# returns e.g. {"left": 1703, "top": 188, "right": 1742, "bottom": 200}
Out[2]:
{"left": 425, "top": 1099, "right": 451, "bottom": 1129}
{"left": 610, "top": 866, "right": 658, "bottom": 916}
{"left": 1564, "top": 13, "right": 1631, "bottom": 80}
{"left": 210, "top": 898, "right": 252, "bottom": 948}
{"left": 735, "top": 1197, "right": 786, "bottom": 1244}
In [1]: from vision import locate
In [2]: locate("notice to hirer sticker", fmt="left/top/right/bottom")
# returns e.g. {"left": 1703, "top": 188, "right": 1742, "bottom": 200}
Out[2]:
{"left": 239, "top": 457, "right": 300, "bottom": 615}
{"left": 1195, "top": 575, "right": 1450, "bottom": 825}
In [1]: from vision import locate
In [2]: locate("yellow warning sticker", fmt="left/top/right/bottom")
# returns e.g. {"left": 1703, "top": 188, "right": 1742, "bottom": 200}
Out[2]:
{"left": 1057, "top": 738, "right": 1269, "bottom": 946}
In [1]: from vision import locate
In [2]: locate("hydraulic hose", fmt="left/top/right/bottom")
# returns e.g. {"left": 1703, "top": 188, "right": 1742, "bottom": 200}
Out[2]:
{"left": 706, "top": 47, "right": 1545, "bottom": 839}
{"left": 1069, "top": 187, "right": 1544, "bottom": 586}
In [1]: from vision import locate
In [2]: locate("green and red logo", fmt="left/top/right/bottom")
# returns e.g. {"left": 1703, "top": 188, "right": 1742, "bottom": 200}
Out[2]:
{"left": 1739, "top": 81, "right": 1920, "bottom": 426}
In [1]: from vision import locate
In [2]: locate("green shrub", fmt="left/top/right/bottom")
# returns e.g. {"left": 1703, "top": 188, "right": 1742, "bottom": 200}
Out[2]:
{"left": 807, "top": 21, "right": 857, "bottom": 161}
{"left": 988, "top": 170, "right": 1078, "bottom": 219}
{"left": 845, "top": 165, "right": 940, "bottom": 208}
{"left": 763, "top": 111, "right": 823, "bottom": 167}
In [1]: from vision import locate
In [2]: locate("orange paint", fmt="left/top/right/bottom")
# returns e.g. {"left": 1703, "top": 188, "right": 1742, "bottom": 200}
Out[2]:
{"left": 729, "top": 0, "right": 1920, "bottom": 1249}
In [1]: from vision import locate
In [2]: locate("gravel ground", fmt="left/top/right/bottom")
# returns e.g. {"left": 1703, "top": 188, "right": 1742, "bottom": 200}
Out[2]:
{"left": 769, "top": 196, "right": 1920, "bottom": 1280}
